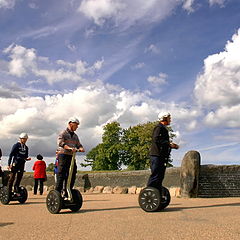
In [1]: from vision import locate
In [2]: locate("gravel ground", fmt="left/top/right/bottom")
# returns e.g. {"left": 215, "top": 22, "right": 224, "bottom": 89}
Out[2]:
{"left": 1, "top": 192, "right": 240, "bottom": 240}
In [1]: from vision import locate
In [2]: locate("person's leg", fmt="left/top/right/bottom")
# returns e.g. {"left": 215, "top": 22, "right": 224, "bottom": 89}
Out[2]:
{"left": 147, "top": 156, "right": 165, "bottom": 192}
{"left": 39, "top": 179, "right": 44, "bottom": 195}
{"left": 14, "top": 171, "right": 24, "bottom": 192}
{"left": 55, "top": 154, "right": 67, "bottom": 193}
{"left": 34, "top": 179, "right": 38, "bottom": 195}
{"left": 8, "top": 172, "right": 16, "bottom": 193}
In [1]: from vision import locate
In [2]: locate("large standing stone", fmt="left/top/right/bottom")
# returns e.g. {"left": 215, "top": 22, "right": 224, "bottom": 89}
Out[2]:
{"left": 180, "top": 151, "right": 201, "bottom": 198}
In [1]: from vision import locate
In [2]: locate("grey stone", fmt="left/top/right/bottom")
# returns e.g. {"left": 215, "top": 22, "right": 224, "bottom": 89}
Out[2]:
{"left": 180, "top": 150, "right": 201, "bottom": 198}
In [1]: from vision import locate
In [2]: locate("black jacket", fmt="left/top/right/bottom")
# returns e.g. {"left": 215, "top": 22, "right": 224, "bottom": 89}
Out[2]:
{"left": 150, "top": 123, "right": 171, "bottom": 158}
{"left": 8, "top": 142, "right": 29, "bottom": 169}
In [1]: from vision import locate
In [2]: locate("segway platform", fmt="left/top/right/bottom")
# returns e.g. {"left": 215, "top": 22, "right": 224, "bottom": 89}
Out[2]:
{"left": 138, "top": 186, "right": 171, "bottom": 212}
{"left": 0, "top": 186, "right": 28, "bottom": 205}
{"left": 0, "top": 171, "right": 28, "bottom": 205}
{"left": 46, "top": 151, "right": 83, "bottom": 214}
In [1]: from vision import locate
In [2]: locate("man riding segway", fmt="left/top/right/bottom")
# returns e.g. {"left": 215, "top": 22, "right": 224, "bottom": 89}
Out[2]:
{"left": 139, "top": 112, "right": 179, "bottom": 212}
{"left": 0, "top": 133, "right": 31, "bottom": 205}
{"left": 46, "top": 117, "right": 85, "bottom": 214}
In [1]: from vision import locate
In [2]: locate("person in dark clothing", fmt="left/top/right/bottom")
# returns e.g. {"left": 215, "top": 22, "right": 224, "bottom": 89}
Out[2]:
{"left": 32, "top": 154, "right": 46, "bottom": 195}
{"left": 0, "top": 148, "right": 2, "bottom": 177}
{"left": 147, "top": 113, "right": 179, "bottom": 193}
{"left": 55, "top": 117, "right": 85, "bottom": 195}
{"left": 8, "top": 133, "right": 31, "bottom": 194}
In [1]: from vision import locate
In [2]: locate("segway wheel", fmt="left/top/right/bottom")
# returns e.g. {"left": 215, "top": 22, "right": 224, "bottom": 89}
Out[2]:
{"left": 69, "top": 189, "right": 83, "bottom": 212}
{"left": 46, "top": 190, "right": 63, "bottom": 214}
{"left": 18, "top": 186, "right": 28, "bottom": 204}
{"left": 0, "top": 186, "right": 10, "bottom": 205}
{"left": 158, "top": 186, "right": 171, "bottom": 211}
{"left": 138, "top": 187, "right": 160, "bottom": 212}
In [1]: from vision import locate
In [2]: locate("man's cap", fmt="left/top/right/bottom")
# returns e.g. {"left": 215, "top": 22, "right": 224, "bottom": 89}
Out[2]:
{"left": 158, "top": 112, "right": 171, "bottom": 121}
{"left": 68, "top": 117, "right": 80, "bottom": 124}
{"left": 19, "top": 132, "right": 28, "bottom": 139}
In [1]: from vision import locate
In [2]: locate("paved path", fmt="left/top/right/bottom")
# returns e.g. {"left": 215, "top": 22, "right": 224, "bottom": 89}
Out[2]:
{"left": 1, "top": 192, "right": 240, "bottom": 240}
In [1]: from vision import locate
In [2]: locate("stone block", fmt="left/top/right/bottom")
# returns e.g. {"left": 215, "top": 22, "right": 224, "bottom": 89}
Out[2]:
{"left": 180, "top": 150, "right": 201, "bottom": 198}
{"left": 136, "top": 187, "right": 143, "bottom": 194}
{"left": 93, "top": 186, "right": 104, "bottom": 193}
{"left": 128, "top": 186, "right": 137, "bottom": 194}
{"left": 103, "top": 186, "right": 113, "bottom": 194}
{"left": 113, "top": 186, "right": 128, "bottom": 194}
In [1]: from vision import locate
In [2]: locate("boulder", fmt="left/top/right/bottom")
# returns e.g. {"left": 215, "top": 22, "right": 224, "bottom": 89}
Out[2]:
{"left": 180, "top": 150, "right": 201, "bottom": 198}
{"left": 136, "top": 187, "right": 143, "bottom": 194}
{"left": 93, "top": 186, "right": 104, "bottom": 193}
{"left": 128, "top": 186, "right": 137, "bottom": 194}
{"left": 113, "top": 186, "right": 128, "bottom": 194}
{"left": 102, "top": 186, "right": 113, "bottom": 194}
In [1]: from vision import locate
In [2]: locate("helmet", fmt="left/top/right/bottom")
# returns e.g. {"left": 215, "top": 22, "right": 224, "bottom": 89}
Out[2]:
{"left": 158, "top": 112, "right": 171, "bottom": 121}
{"left": 68, "top": 117, "right": 80, "bottom": 124}
{"left": 19, "top": 132, "right": 28, "bottom": 139}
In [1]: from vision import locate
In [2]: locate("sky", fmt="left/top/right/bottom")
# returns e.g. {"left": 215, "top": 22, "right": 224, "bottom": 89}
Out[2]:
{"left": 0, "top": 0, "right": 240, "bottom": 171}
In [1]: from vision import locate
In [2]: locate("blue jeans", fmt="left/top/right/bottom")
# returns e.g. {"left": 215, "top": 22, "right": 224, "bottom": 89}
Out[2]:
{"left": 147, "top": 155, "right": 166, "bottom": 192}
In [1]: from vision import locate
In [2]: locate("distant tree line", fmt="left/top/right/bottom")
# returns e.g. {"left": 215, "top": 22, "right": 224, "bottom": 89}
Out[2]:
{"left": 81, "top": 121, "right": 176, "bottom": 171}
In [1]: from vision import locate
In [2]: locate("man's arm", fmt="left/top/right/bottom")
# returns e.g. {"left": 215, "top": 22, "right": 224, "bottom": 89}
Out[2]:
{"left": 8, "top": 143, "right": 17, "bottom": 166}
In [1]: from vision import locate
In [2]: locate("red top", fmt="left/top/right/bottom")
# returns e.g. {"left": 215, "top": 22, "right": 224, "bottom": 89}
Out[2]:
{"left": 32, "top": 160, "right": 46, "bottom": 179}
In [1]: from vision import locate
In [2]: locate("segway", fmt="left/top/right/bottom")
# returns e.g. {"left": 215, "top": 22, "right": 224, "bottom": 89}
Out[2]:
{"left": 0, "top": 171, "right": 28, "bottom": 205}
{"left": 138, "top": 186, "right": 171, "bottom": 212}
{"left": 46, "top": 151, "right": 83, "bottom": 214}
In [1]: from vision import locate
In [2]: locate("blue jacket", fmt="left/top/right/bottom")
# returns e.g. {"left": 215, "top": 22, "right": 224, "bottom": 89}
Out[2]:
{"left": 8, "top": 142, "right": 29, "bottom": 169}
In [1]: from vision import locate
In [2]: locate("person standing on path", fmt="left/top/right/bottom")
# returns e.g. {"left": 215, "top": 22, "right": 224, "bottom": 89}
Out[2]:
{"left": 32, "top": 154, "right": 46, "bottom": 195}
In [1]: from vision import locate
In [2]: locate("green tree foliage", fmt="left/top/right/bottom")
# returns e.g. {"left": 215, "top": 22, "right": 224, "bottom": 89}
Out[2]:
{"left": 82, "top": 122, "right": 122, "bottom": 170}
{"left": 121, "top": 122, "right": 157, "bottom": 170}
{"left": 82, "top": 121, "right": 176, "bottom": 170}
{"left": 46, "top": 163, "right": 54, "bottom": 172}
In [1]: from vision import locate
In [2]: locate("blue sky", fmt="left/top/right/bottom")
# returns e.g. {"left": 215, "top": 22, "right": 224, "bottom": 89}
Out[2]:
{"left": 0, "top": 0, "right": 240, "bottom": 170}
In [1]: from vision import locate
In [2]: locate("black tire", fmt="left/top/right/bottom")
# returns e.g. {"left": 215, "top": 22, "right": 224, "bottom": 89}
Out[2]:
{"left": 18, "top": 186, "right": 28, "bottom": 204}
{"left": 69, "top": 189, "right": 83, "bottom": 212}
{"left": 46, "top": 190, "right": 63, "bottom": 214}
{"left": 158, "top": 186, "right": 171, "bottom": 211}
{"left": 138, "top": 187, "right": 160, "bottom": 212}
{"left": 0, "top": 186, "right": 10, "bottom": 205}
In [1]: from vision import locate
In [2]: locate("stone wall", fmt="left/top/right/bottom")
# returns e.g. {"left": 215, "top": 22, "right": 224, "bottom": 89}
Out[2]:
{"left": 198, "top": 165, "right": 240, "bottom": 197}
{"left": 20, "top": 167, "right": 181, "bottom": 190}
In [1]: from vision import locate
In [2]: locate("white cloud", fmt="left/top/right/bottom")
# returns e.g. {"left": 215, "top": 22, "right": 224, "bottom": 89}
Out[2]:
{"left": 147, "top": 72, "right": 168, "bottom": 85}
{"left": 3, "top": 44, "right": 104, "bottom": 84}
{"left": 144, "top": 44, "right": 160, "bottom": 54}
{"left": 131, "top": 62, "right": 145, "bottom": 70}
{"left": 194, "top": 29, "right": 240, "bottom": 127}
{"left": 0, "top": 82, "right": 198, "bottom": 155}
{"left": 182, "top": 0, "right": 196, "bottom": 12}
{"left": 78, "top": 0, "right": 180, "bottom": 28}
{"left": 3, "top": 44, "right": 37, "bottom": 77}
{"left": 79, "top": 0, "right": 125, "bottom": 25}
{"left": 0, "top": 0, "right": 16, "bottom": 9}
{"left": 204, "top": 105, "right": 240, "bottom": 127}
{"left": 209, "top": 0, "right": 226, "bottom": 7}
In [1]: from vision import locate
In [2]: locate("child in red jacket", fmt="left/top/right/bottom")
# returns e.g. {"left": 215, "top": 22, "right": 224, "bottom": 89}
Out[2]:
{"left": 32, "top": 154, "right": 46, "bottom": 195}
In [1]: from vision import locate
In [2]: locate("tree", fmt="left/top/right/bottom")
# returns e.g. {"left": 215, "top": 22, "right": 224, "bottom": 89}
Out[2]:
{"left": 46, "top": 163, "right": 54, "bottom": 172}
{"left": 82, "top": 122, "right": 122, "bottom": 170}
{"left": 121, "top": 122, "right": 157, "bottom": 170}
{"left": 82, "top": 121, "right": 176, "bottom": 170}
